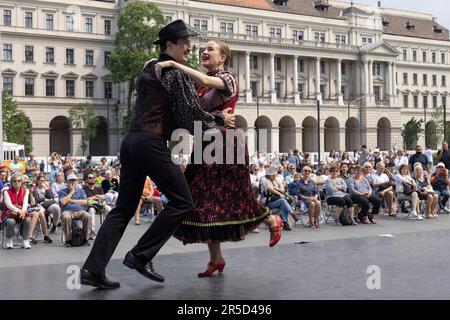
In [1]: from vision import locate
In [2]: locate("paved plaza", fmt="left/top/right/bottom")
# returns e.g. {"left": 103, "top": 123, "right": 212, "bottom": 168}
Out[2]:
{"left": 1, "top": 213, "right": 450, "bottom": 300}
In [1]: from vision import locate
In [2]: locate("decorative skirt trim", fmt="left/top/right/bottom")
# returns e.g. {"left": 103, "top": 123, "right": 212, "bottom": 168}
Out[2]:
{"left": 181, "top": 208, "right": 269, "bottom": 227}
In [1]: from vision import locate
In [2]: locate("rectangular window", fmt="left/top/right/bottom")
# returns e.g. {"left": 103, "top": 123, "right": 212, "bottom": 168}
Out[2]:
{"left": 443, "top": 75, "right": 446, "bottom": 87}
{"left": 3, "top": 10, "right": 11, "bottom": 26}
{"left": 3, "top": 44, "right": 12, "bottom": 60}
{"left": 403, "top": 49, "right": 407, "bottom": 61}
{"left": 423, "top": 95, "right": 428, "bottom": 109}
{"left": 414, "top": 95, "right": 418, "bottom": 108}
{"left": 104, "top": 51, "right": 111, "bottom": 67}
{"left": 165, "top": 16, "right": 172, "bottom": 23}
{"left": 45, "top": 47, "right": 54, "bottom": 63}
{"left": 66, "top": 48, "right": 74, "bottom": 64}
{"left": 25, "top": 78, "right": 34, "bottom": 96}
{"left": 46, "top": 79, "right": 55, "bottom": 97}
{"left": 250, "top": 55, "right": 258, "bottom": 69}
{"left": 298, "top": 59, "right": 304, "bottom": 73}
{"left": 275, "top": 57, "right": 282, "bottom": 71}
{"left": 246, "top": 25, "right": 258, "bottom": 36}
{"left": 432, "top": 52, "right": 437, "bottom": 63}
{"left": 220, "top": 22, "right": 233, "bottom": 34}
{"left": 403, "top": 73, "right": 408, "bottom": 85}
{"left": 433, "top": 96, "right": 438, "bottom": 108}
{"left": 104, "top": 81, "right": 112, "bottom": 99}
{"left": 292, "top": 30, "right": 303, "bottom": 40}
{"left": 320, "top": 61, "right": 325, "bottom": 74}
{"left": 374, "top": 86, "right": 381, "bottom": 101}
{"left": 423, "top": 51, "right": 427, "bottom": 62}
{"left": 46, "top": 14, "right": 53, "bottom": 30}
{"left": 298, "top": 83, "right": 304, "bottom": 97}
{"left": 413, "top": 50, "right": 417, "bottom": 62}
{"left": 86, "top": 17, "right": 93, "bottom": 33}
{"left": 250, "top": 81, "right": 258, "bottom": 97}
{"left": 3, "top": 76, "right": 13, "bottom": 95}
{"left": 443, "top": 96, "right": 447, "bottom": 108}
{"left": 66, "top": 80, "right": 75, "bottom": 97}
{"left": 403, "top": 95, "right": 408, "bottom": 108}
{"left": 433, "top": 75, "right": 437, "bottom": 86}
{"left": 413, "top": 73, "right": 418, "bottom": 85}
{"left": 341, "top": 62, "right": 346, "bottom": 75}
{"left": 104, "top": 20, "right": 111, "bottom": 35}
{"left": 201, "top": 20, "right": 208, "bottom": 31}
{"left": 315, "top": 32, "right": 325, "bottom": 43}
{"left": 25, "top": 12, "right": 32, "bottom": 28}
{"left": 442, "top": 53, "right": 446, "bottom": 64}
{"left": 362, "top": 37, "right": 367, "bottom": 43}
{"left": 66, "top": 16, "right": 73, "bottom": 32}
{"left": 25, "top": 46, "right": 33, "bottom": 62}
{"left": 335, "top": 35, "right": 346, "bottom": 45}
{"left": 372, "top": 63, "right": 381, "bottom": 76}
{"left": 368, "top": 38, "right": 372, "bottom": 43}
{"left": 320, "top": 85, "right": 325, "bottom": 98}
{"left": 86, "top": 80, "right": 94, "bottom": 98}
{"left": 86, "top": 50, "right": 94, "bottom": 66}
{"left": 270, "top": 27, "right": 282, "bottom": 38}
{"left": 275, "top": 82, "right": 282, "bottom": 98}
{"left": 423, "top": 74, "right": 428, "bottom": 86}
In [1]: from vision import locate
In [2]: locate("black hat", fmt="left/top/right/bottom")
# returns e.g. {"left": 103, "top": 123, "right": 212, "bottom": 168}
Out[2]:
{"left": 153, "top": 19, "right": 198, "bottom": 45}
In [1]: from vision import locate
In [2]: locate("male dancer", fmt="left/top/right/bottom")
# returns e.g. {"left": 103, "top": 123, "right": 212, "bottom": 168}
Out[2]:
{"left": 80, "top": 20, "right": 235, "bottom": 289}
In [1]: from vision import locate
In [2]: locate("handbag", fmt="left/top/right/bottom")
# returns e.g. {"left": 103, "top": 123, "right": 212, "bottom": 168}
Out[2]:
{"left": 41, "top": 200, "right": 56, "bottom": 209}
{"left": 402, "top": 182, "right": 414, "bottom": 195}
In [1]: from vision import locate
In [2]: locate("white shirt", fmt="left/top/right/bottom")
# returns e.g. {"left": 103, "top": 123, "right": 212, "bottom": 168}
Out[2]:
{"left": 424, "top": 149, "right": 433, "bottom": 163}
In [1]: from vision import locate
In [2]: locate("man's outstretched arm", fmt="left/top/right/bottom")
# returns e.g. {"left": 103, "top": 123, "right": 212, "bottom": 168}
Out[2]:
{"left": 161, "top": 68, "right": 234, "bottom": 135}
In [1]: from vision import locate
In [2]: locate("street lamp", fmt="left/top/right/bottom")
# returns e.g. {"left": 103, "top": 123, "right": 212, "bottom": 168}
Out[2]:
{"left": 317, "top": 93, "right": 321, "bottom": 162}
{"left": 256, "top": 94, "right": 260, "bottom": 153}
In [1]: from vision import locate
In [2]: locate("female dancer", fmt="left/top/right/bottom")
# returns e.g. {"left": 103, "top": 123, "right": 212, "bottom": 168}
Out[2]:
{"left": 156, "top": 40, "right": 282, "bottom": 277}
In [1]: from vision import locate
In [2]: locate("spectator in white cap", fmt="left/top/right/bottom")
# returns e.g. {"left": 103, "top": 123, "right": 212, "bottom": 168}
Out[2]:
{"left": 58, "top": 173, "right": 92, "bottom": 247}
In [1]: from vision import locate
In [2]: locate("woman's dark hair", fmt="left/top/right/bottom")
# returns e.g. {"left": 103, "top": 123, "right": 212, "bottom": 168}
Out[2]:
{"left": 399, "top": 164, "right": 409, "bottom": 174}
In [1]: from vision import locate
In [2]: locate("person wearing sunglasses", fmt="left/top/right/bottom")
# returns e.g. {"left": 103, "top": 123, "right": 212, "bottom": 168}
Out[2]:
{"left": 291, "top": 166, "right": 321, "bottom": 228}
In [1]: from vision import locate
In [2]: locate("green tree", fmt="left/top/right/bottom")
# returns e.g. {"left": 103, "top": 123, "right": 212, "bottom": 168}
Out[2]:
{"left": 430, "top": 106, "right": 450, "bottom": 145}
{"left": 108, "top": 1, "right": 165, "bottom": 112}
{"left": 68, "top": 102, "right": 99, "bottom": 156}
{"left": 401, "top": 117, "right": 423, "bottom": 150}
{"left": 2, "top": 89, "right": 32, "bottom": 154}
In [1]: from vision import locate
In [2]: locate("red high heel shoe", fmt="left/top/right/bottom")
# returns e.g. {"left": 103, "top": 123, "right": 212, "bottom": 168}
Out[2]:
{"left": 269, "top": 215, "right": 282, "bottom": 247}
{"left": 198, "top": 260, "right": 226, "bottom": 277}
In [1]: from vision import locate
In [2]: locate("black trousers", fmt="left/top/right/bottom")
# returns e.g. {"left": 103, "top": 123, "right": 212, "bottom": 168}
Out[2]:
{"left": 350, "top": 195, "right": 381, "bottom": 217}
{"left": 83, "top": 132, "right": 193, "bottom": 276}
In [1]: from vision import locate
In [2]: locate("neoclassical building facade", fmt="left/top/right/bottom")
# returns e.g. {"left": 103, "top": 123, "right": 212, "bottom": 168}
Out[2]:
{"left": 2, "top": 0, "right": 450, "bottom": 156}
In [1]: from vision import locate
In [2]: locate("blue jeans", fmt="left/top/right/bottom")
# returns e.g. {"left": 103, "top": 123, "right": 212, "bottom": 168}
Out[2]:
{"left": 267, "top": 198, "right": 293, "bottom": 222}
{"left": 436, "top": 189, "right": 450, "bottom": 210}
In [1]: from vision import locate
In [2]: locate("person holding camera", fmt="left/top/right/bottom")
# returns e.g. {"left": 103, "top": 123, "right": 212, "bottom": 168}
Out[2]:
{"left": 1, "top": 173, "right": 33, "bottom": 249}
{"left": 83, "top": 172, "right": 111, "bottom": 240}
{"left": 430, "top": 163, "right": 450, "bottom": 213}
{"left": 437, "top": 141, "right": 450, "bottom": 170}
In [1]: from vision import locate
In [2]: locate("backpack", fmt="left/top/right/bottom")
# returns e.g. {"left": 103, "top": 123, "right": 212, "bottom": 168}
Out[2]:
{"left": 339, "top": 209, "right": 354, "bottom": 226}
{"left": 71, "top": 220, "right": 84, "bottom": 247}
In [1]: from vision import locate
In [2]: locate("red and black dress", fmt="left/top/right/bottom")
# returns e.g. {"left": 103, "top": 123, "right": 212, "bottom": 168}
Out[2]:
{"left": 174, "top": 70, "right": 269, "bottom": 244}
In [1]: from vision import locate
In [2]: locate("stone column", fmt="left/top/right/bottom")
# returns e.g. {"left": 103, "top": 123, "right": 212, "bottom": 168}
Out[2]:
{"left": 246, "top": 127, "right": 256, "bottom": 156}
{"left": 245, "top": 51, "right": 252, "bottom": 103}
{"left": 270, "top": 53, "right": 276, "bottom": 103}
{"left": 363, "top": 59, "right": 369, "bottom": 96}
{"left": 387, "top": 62, "right": 393, "bottom": 97}
{"left": 293, "top": 56, "right": 300, "bottom": 105}
{"left": 295, "top": 127, "right": 302, "bottom": 151}
{"left": 368, "top": 60, "right": 373, "bottom": 96}
{"left": 271, "top": 127, "right": 279, "bottom": 153}
{"left": 337, "top": 59, "right": 343, "bottom": 106}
